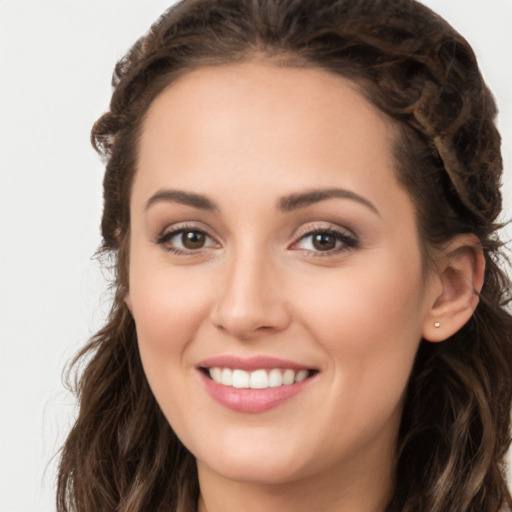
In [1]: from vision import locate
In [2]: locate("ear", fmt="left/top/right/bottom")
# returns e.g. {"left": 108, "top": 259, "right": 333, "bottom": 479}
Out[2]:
{"left": 422, "top": 234, "right": 485, "bottom": 342}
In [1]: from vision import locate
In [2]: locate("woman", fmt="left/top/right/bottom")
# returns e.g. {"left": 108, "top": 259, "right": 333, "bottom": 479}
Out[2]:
{"left": 57, "top": 0, "right": 512, "bottom": 511}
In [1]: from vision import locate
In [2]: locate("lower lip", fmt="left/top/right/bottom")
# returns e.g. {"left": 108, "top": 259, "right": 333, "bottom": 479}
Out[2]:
{"left": 200, "top": 371, "right": 313, "bottom": 413}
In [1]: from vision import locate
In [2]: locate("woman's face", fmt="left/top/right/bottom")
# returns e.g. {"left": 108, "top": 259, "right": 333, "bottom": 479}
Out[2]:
{"left": 127, "top": 63, "right": 439, "bottom": 486}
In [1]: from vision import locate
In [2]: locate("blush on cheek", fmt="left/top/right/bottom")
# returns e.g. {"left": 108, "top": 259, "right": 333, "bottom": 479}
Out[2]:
{"left": 131, "top": 274, "right": 206, "bottom": 334}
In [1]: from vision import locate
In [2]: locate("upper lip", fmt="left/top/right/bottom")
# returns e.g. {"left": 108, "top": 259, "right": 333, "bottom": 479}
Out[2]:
{"left": 197, "top": 355, "right": 315, "bottom": 372}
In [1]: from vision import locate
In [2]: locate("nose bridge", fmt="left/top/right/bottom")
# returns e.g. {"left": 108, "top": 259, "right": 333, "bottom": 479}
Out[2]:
{"left": 210, "top": 240, "right": 289, "bottom": 339}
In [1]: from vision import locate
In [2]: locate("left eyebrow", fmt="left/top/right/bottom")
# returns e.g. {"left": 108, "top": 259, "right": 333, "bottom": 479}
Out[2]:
{"left": 277, "top": 188, "right": 381, "bottom": 216}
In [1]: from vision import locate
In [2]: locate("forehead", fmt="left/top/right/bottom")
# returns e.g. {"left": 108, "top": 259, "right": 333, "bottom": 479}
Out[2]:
{"left": 138, "top": 63, "right": 397, "bottom": 183}
{"left": 142, "top": 62, "right": 394, "bottom": 143}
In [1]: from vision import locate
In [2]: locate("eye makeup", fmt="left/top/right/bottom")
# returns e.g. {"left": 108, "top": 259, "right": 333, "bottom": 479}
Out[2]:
{"left": 154, "top": 220, "right": 359, "bottom": 258}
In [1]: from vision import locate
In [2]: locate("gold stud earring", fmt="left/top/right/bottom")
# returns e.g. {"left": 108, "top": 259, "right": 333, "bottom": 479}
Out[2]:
{"left": 434, "top": 322, "right": 441, "bottom": 328}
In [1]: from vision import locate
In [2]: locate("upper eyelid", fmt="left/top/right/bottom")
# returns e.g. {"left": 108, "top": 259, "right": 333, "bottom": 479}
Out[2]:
{"left": 288, "top": 223, "right": 359, "bottom": 253}
{"left": 157, "top": 221, "right": 353, "bottom": 236}
{"left": 292, "top": 222, "right": 357, "bottom": 240}
{"left": 155, "top": 223, "right": 219, "bottom": 248}
{"left": 158, "top": 221, "right": 215, "bottom": 238}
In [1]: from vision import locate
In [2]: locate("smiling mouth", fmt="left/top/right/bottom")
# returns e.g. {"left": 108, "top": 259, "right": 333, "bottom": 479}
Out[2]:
{"left": 202, "top": 367, "right": 316, "bottom": 389}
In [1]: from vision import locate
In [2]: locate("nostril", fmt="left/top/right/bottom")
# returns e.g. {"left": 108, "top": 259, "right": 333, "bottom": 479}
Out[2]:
{"left": 208, "top": 269, "right": 291, "bottom": 339}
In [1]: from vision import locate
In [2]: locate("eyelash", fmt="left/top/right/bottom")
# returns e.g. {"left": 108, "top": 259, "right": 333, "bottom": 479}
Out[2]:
{"left": 290, "top": 225, "right": 359, "bottom": 256}
{"left": 155, "top": 223, "right": 218, "bottom": 255}
{"left": 155, "top": 223, "right": 359, "bottom": 256}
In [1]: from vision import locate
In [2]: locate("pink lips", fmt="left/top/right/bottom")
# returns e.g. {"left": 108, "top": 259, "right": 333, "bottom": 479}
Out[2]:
{"left": 198, "top": 356, "right": 316, "bottom": 413}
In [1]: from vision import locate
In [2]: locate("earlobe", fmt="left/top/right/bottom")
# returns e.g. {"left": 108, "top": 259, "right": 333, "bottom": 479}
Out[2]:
{"left": 422, "top": 234, "right": 485, "bottom": 342}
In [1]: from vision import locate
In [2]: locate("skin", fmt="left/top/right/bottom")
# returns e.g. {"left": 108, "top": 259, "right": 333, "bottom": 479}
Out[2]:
{"left": 126, "top": 62, "right": 482, "bottom": 512}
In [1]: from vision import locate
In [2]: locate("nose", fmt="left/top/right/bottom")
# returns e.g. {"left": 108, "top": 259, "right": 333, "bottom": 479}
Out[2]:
{"left": 209, "top": 250, "right": 291, "bottom": 340}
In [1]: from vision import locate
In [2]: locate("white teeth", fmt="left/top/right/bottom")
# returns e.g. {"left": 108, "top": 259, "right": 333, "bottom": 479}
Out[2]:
{"left": 282, "top": 369, "right": 295, "bottom": 385}
{"left": 295, "top": 369, "right": 309, "bottom": 383}
{"left": 268, "top": 368, "right": 283, "bottom": 387}
{"left": 221, "top": 368, "right": 232, "bottom": 386}
{"left": 207, "top": 367, "right": 312, "bottom": 389}
{"left": 232, "top": 369, "right": 250, "bottom": 388}
{"left": 250, "top": 369, "right": 268, "bottom": 389}
{"left": 210, "top": 367, "right": 222, "bottom": 382}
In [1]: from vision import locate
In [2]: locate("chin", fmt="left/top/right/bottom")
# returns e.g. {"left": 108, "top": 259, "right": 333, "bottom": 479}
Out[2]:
{"left": 190, "top": 428, "right": 313, "bottom": 485}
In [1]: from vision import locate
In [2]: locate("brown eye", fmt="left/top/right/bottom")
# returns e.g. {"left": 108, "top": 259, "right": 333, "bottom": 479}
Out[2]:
{"left": 156, "top": 227, "right": 216, "bottom": 254}
{"left": 312, "top": 233, "right": 336, "bottom": 251}
{"left": 182, "top": 230, "right": 206, "bottom": 249}
{"left": 292, "top": 227, "right": 358, "bottom": 255}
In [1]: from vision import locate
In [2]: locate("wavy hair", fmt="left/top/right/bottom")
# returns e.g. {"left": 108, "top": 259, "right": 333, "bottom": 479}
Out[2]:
{"left": 57, "top": 1, "right": 512, "bottom": 511}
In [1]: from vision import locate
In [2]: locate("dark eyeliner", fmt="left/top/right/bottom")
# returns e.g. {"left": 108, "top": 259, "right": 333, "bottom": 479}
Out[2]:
{"left": 154, "top": 224, "right": 214, "bottom": 254}
{"left": 309, "top": 228, "right": 358, "bottom": 248}
{"left": 292, "top": 224, "right": 359, "bottom": 256}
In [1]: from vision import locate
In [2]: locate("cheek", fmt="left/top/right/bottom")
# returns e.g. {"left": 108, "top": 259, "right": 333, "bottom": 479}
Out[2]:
{"left": 128, "top": 263, "right": 211, "bottom": 430}
{"left": 128, "top": 255, "right": 211, "bottom": 366}
{"left": 291, "top": 255, "right": 425, "bottom": 379}
{"left": 294, "top": 268, "right": 421, "bottom": 345}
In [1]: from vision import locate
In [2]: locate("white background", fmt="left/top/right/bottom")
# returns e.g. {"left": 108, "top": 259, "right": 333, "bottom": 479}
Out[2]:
{"left": 0, "top": 1, "right": 511, "bottom": 511}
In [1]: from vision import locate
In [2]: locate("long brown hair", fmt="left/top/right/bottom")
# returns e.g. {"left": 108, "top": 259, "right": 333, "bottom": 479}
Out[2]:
{"left": 57, "top": 1, "right": 512, "bottom": 511}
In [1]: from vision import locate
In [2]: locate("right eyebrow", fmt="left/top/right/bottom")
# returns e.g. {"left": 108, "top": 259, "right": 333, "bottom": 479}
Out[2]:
{"left": 145, "top": 189, "right": 219, "bottom": 212}
{"left": 277, "top": 188, "right": 381, "bottom": 216}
